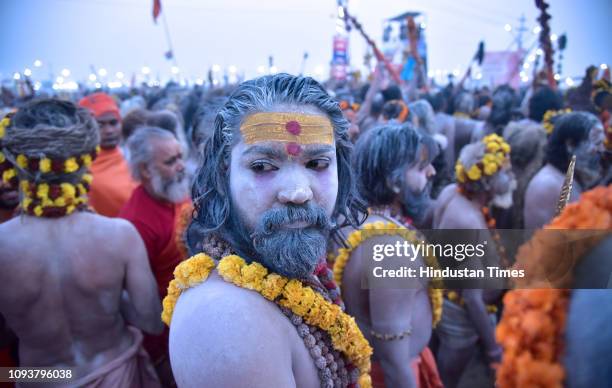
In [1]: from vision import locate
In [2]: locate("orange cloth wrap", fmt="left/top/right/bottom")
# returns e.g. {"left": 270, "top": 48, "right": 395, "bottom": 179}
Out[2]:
{"left": 371, "top": 347, "right": 443, "bottom": 388}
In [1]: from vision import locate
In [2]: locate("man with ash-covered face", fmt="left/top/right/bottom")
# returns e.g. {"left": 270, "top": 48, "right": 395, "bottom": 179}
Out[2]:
{"left": 332, "top": 123, "right": 442, "bottom": 388}
{"left": 432, "top": 134, "right": 516, "bottom": 388}
{"left": 166, "top": 74, "right": 372, "bottom": 387}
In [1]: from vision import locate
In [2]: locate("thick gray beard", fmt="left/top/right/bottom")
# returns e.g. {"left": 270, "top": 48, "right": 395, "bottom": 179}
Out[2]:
{"left": 400, "top": 181, "right": 431, "bottom": 222}
{"left": 231, "top": 203, "right": 333, "bottom": 279}
{"left": 151, "top": 168, "right": 189, "bottom": 203}
{"left": 492, "top": 178, "right": 517, "bottom": 209}
{"left": 252, "top": 227, "right": 328, "bottom": 279}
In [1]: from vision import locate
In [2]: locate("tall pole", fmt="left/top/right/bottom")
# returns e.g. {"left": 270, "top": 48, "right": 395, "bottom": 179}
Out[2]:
{"left": 516, "top": 14, "right": 527, "bottom": 50}
{"left": 161, "top": 11, "right": 178, "bottom": 67}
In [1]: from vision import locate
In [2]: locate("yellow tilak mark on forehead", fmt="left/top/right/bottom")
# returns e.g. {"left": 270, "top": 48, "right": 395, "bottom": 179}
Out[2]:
{"left": 240, "top": 112, "right": 334, "bottom": 145}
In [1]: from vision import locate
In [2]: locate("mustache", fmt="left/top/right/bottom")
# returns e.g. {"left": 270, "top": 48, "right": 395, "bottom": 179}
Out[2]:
{"left": 253, "top": 203, "right": 333, "bottom": 237}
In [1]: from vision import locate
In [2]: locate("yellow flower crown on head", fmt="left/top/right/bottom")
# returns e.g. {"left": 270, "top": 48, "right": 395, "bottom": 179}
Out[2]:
{"left": 542, "top": 108, "right": 572, "bottom": 135}
{"left": 455, "top": 133, "right": 511, "bottom": 184}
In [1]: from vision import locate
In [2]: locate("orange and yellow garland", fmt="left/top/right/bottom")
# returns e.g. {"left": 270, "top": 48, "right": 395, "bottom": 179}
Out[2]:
{"left": 332, "top": 221, "right": 444, "bottom": 327}
{"left": 496, "top": 185, "right": 612, "bottom": 388}
{"left": 162, "top": 253, "right": 373, "bottom": 388}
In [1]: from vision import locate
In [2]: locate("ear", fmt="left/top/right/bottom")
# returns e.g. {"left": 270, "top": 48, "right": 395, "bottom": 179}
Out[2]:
{"left": 140, "top": 163, "right": 152, "bottom": 181}
{"left": 385, "top": 177, "right": 401, "bottom": 194}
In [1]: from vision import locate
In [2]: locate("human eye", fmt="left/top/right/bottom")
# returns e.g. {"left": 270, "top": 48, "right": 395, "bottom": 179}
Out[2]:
{"left": 250, "top": 161, "right": 278, "bottom": 173}
{"left": 306, "top": 158, "right": 330, "bottom": 171}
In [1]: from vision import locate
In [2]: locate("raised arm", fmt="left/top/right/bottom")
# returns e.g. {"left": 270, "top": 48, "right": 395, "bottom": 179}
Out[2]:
{"left": 117, "top": 220, "right": 163, "bottom": 335}
{"left": 356, "top": 64, "right": 384, "bottom": 124}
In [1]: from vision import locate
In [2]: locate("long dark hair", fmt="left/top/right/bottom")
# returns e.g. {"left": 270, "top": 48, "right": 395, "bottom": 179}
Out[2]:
{"left": 187, "top": 74, "right": 367, "bottom": 254}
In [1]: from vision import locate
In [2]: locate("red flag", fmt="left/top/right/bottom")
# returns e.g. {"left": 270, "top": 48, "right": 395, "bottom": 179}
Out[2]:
{"left": 152, "top": 0, "right": 162, "bottom": 23}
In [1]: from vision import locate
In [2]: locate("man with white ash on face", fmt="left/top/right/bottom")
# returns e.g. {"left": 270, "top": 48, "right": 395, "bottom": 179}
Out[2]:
{"left": 164, "top": 74, "right": 373, "bottom": 388}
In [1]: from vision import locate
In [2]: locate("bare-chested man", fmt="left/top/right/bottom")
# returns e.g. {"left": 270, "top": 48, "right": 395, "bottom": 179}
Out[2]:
{"left": 166, "top": 74, "right": 372, "bottom": 387}
{"left": 432, "top": 134, "right": 516, "bottom": 388}
{"left": 524, "top": 112, "right": 605, "bottom": 229}
{"left": 335, "top": 123, "right": 442, "bottom": 388}
{"left": 0, "top": 99, "right": 162, "bottom": 387}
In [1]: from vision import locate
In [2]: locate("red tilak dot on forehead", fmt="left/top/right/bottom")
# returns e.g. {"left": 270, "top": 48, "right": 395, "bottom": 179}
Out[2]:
{"left": 285, "top": 120, "right": 301, "bottom": 136}
{"left": 286, "top": 142, "right": 302, "bottom": 156}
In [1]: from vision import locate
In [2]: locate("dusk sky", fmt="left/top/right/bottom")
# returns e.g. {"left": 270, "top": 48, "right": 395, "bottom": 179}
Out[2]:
{"left": 2, "top": 0, "right": 610, "bottom": 84}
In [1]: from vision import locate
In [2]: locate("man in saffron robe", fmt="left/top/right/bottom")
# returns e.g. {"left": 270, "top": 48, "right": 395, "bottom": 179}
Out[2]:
{"left": 119, "top": 126, "right": 190, "bottom": 387}
{"left": 79, "top": 92, "right": 137, "bottom": 217}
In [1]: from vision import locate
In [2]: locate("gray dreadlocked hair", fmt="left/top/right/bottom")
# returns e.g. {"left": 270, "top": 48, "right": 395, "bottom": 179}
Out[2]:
{"left": 187, "top": 73, "right": 367, "bottom": 254}
{"left": 1, "top": 99, "right": 99, "bottom": 182}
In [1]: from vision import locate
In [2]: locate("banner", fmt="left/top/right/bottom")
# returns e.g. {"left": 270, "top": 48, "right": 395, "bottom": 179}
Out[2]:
{"left": 480, "top": 50, "right": 525, "bottom": 88}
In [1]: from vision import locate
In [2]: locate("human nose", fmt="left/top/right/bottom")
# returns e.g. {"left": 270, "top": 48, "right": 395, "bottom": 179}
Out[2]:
{"left": 175, "top": 158, "right": 185, "bottom": 173}
{"left": 277, "top": 173, "right": 313, "bottom": 205}
{"left": 426, "top": 163, "right": 436, "bottom": 178}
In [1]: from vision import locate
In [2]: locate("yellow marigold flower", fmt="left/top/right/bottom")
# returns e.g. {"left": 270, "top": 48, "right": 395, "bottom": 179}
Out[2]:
{"left": 77, "top": 183, "right": 87, "bottom": 196}
{"left": 307, "top": 300, "right": 341, "bottom": 331}
{"left": 66, "top": 205, "right": 76, "bottom": 214}
{"left": 501, "top": 142, "right": 511, "bottom": 154}
{"left": 279, "top": 280, "right": 313, "bottom": 315}
{"left": 455, "top": 163, "right": 465, "bottom": 181}
{"left": 260, "top": 273, "right": 288, "bottom": 300}
{"left": 486, "top": 142, "right": 500, "bottom": 153}
{"left": 161, "top": 294, "right": 177, "bottom": 325}
{"left": 347, "top": 231, "right": 362, "bottom": 247}
{"left": 82, "top": 174, "right": 93, "bottom": 184}
{"left": 0, "top": 120, "right": 6, "bottom": 138}
{"left": 54, "top": 197, "right": 66, "bottom": 207}
{"left": 34, "top": 205, "right": 43, "bottom": 216}
{"left": 81, "top": 154, "right": 93, "bottom": 167}
{"left": 37, "top": 183, "right": 49, "bottom": 198}
{"left": 359, "top": 374, "right": 373, "bottom": 388}
{"left": 466, "top": 164, "right": 482, "bottom": 180}
{"left": 484, "top": 162, "right": 498, "bottom": 176}
{"left": 0, "top": 152, "right": 5, "bottom": 164}
{"left": 174, "top": 253, "right": 215, "bottom": 287}
{"left": 240, "top": 261, "right": 268, "bottom": 291}
{"left": 217, "top": 255, "right": 246, "bottom": 284}
{"left": 16, "top": 154, "right": 28, "bottom": 169}
{"left": 167, "top": 279, "right": 181, "bottom": 298}
{"left": 19, "top": 180, "right": 29, "bottom": 193}
{"left": 39, "top": 158, "right": 51, "bottom": 173}
{"left": 65, "top": 157, "right": 79, "bottom": 173}
{"left": 372, "top": 221, "right": 386, "bottom": 230}
{"left": 95, "top": 146, "right": 101, "bottom": 154}
{"left": 495, "top": 152, "right": 505, "bottom": 165}
{"left": 61, "top": 183, "right": 76, "bottom": 199}
{"left": 292, "top": 286, "right": 317, "bottom": 316}
{"left": 22, "top": 197, "right": 32, "bottom": 210}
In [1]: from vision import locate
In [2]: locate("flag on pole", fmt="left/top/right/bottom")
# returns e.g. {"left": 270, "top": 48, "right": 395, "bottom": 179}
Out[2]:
{"left": 153, "top": 0, "right": 162, "bottom": 23}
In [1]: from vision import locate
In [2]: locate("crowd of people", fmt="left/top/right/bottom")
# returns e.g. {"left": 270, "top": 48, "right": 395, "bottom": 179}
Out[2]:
{"left": 0, "top": 60, "right": 610, "bottom": 388}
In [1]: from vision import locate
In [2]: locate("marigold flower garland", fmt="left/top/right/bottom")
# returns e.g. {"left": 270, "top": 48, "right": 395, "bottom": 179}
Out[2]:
{"left": 496, "top": 185, "right": 612, "bottom": 388}
{"left": 332, "top": 221, "right": 444, "bottom": 327}
{"left": 19, "top": 177, "right": 92, "bottom": 217}
{"left": 455, "top": 133, "right": 510, "bottom": 184}
{"left": 162, "top": 253, "right": 373, "bottom": 388}
{"left": 542, "top": 108, "right": 572, "bottom": 135}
